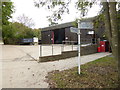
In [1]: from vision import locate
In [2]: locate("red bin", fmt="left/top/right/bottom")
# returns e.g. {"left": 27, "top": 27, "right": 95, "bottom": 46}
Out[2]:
{"left": 100, "top": 41, "right": 109, "bottom": 52}
{"left": 98, "top": 47, "right": 101, "bottom": 52}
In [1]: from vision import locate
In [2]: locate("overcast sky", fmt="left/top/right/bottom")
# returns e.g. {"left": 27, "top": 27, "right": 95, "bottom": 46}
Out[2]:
{"left": 11, "top": 0, "right": 101, "bottom": 29}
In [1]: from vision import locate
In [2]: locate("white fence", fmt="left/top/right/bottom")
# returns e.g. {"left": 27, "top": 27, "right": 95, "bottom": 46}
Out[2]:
{"left": 39, "top": 44, "right": 78, "bottom": 57}
{"left": 39, "top": 40, "right": 96, "bottom": 57}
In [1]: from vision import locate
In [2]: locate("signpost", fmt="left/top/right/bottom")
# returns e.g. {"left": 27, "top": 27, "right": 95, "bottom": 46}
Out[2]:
{"left": 70, "top": 20, "right": 93, "bottom": 74}
{"left": 70, "top": 23, "right": 81, "bottom": 75}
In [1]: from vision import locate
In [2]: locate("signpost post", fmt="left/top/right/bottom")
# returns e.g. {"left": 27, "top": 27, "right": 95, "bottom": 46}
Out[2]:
{"left": 77, "top": 20, "right": 81, "bottom": 74}
{"left": 70, "top": 22, "right": 81, "bottom": 74}
{"left": 70, "top": 20, "right": 93, "bottom": 74}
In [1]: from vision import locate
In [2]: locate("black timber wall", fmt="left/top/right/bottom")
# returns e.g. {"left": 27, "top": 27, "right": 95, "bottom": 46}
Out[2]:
{"left": 41, "top": 27, "right": 94, "bottom": 44}
{"left": 65, "top": 27, "right": 94, "bottom": 44}
{"left": 41, "top": 30, "right": 53, "bottom": 44}
{"left": 65, "top": 27, "right": 77, "bottom": 41}
{"left": 54, "top": 28, "right": 65, "bottom": 44}
{"left": 80, "top": 29, "right": 94, "bottom": 44}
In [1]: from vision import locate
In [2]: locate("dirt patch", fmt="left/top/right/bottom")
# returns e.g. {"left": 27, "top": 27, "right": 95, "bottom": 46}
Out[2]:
{"left": 47, "top": 56, "right": 119, "bottom": 88}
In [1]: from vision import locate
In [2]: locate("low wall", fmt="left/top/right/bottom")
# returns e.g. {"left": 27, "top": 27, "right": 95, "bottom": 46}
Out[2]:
{"left": 81, "top": 44, "right": 98, "bottom": 55}
{"left": 38, "top": 44, "right": 97, "bottom": 62}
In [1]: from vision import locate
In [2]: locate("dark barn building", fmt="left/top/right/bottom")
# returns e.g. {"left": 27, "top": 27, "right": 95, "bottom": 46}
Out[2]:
{"left": 41, "top": 18, "right": 96, "bottom": 44}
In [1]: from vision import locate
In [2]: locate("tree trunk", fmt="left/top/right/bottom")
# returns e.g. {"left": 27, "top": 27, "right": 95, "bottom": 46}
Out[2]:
{"left": 109, "top": 1, "right": 120, "bottom": 87}
{"left": 109, "top": 1, "right": 119, "bottom": 61}
{"left": 102, "top": 1, "right": 113, "bottom": 51}
{"left": 102, "top": 1, "right": 119, "bottom": 60}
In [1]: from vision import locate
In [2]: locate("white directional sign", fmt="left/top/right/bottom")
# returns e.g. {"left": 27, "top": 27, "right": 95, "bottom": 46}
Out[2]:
{"left": 78, "top": 21, "right": 93, "bottom": 29}
{"left": 70, "top": 27, "right": 80, "bottom": 34}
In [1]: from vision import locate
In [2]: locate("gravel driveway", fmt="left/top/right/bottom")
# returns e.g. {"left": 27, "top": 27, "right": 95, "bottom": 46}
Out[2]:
{"left": 0, "top": 45, "right": 111, "bottom": 88}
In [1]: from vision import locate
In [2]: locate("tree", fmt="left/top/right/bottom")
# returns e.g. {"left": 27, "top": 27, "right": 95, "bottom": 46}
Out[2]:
{"left": 102, "top": 1, "right": 119, "bottom": 61}
{"left": 11, "top": 22, "right": 35, "bottom": 38}
{"left": 2, "top": 1, "right": 14, "bottom": 25}
{"left": 2, "top": 1, "right": 14, "bottom": 44}
{"left": 33, "top": 28, "right": 41, "bottom": 39}
{"left": 17, "top": 14, "right": 35, "bottom": 28}
{"left": 0, "top": 1, "right": 2, "bottom": 42}
{"left": 1, "top": 1, "right": 39, "bottom": 44}
{"left": 11, "top": 22, "right": 40, "bottom": 39}
{"left": 34, "top": 0, "right": 94, "bottom": 24}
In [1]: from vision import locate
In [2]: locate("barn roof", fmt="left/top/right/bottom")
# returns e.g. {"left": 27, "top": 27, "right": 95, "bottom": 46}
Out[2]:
{"left": 41, "top": 17, "right": 96, "bottom": 31}
{"left": 41, "top": 21, "right": 74, "bottom": 31}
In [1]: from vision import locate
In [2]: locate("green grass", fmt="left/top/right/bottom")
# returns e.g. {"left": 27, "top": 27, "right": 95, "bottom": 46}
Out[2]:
{"left": 47, "top": 55, "right": 118, "bottom": 88}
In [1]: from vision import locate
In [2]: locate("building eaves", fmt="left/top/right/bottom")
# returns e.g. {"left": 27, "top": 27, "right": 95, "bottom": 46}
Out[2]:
{"left": 41, "top": 21, "right": 74, "bottom": 31}
{"left": 41, "top": 17, "right": 96, "bottom": 31}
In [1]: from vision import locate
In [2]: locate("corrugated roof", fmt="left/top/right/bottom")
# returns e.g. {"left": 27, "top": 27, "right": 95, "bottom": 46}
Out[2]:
{"left": 41, "top": 21, "right": 74, "bottom": 31}
{"left": 41, "top": 17, "right": 96, "bottom": 31}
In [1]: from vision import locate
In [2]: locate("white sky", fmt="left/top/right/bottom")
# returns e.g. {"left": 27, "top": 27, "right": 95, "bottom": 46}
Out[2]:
{"left": 11, "top": 0, "right": 101, "bottom": 29}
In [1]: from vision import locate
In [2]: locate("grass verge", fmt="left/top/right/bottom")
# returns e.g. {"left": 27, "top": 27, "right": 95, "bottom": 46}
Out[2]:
{"left": 47, "top": 55, "right": 118, "bottom": 88}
